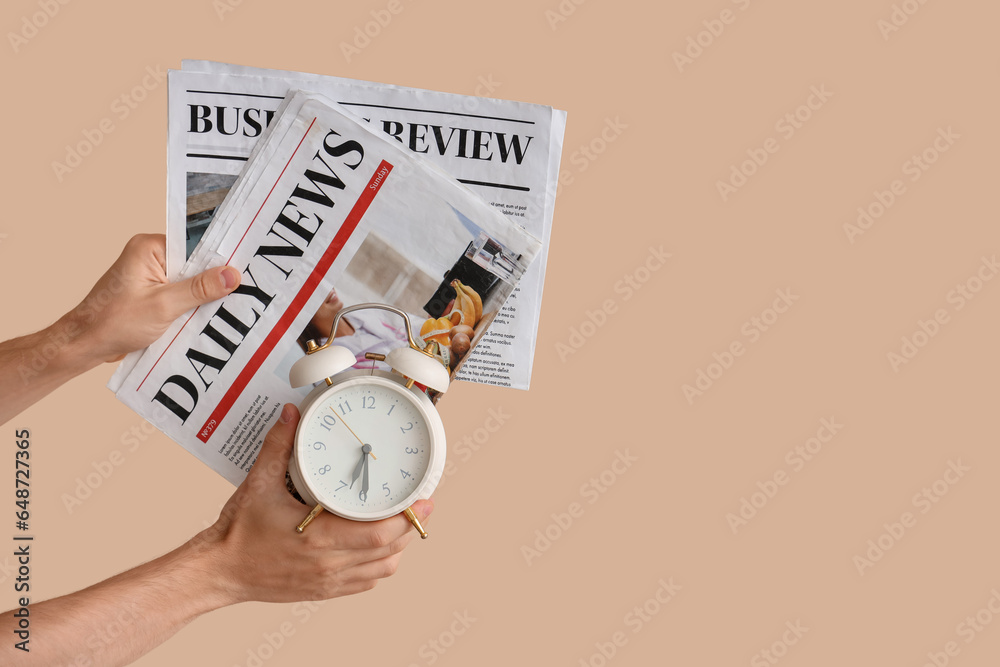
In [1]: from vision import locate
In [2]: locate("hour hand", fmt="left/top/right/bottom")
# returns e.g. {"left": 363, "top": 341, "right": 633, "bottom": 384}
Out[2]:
{"left": 351, "top": 444, "right": 373, "bottom": 490}
{"left": 349, "top": 451, "right": 365, "bottom": 489}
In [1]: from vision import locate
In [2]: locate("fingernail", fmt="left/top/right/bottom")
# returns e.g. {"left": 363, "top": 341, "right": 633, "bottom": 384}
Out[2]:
{"left": 220, "top": 266, "right": 239, "bottom": 290}
{"left": 280, "top": 404, "right": 294, "bottom": 424}
{"left": 420, "top": 498, "right": 434, "bottom": 518}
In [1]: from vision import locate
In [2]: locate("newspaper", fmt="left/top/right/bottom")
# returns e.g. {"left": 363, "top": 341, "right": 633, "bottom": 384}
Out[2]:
{"left": 110, "top": 90, "right": 542, "bottom": 485}
{"left": 156, "top": 61, "right": 567, "bottom": 393}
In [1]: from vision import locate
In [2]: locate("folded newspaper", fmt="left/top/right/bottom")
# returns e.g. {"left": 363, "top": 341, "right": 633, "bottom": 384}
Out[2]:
{"left": 110, "top": 89, "right": 542, "bottom": 485}
{"left": 161, "top": 61, "right": 566, "bottom": 392}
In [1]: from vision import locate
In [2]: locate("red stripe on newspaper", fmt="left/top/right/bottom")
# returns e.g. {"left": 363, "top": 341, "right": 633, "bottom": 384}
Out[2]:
{"left": 196, "top": 159, "right": 394, "bottom": 444}
{"left": 226, "top": 117, "right": 319, "bottom": 263}
{"left": 136, "top": 117, "right": 318, "bottom": 392}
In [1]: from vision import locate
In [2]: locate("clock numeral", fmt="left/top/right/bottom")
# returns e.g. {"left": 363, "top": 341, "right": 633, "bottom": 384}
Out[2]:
{"left": 335, "top": 480, "right": 347, "bottom": 492}
{"left": 387, "top": 404, "right": 395, "bottom": 417}
{"left": 400, "top": 469, "right": 411, "bottom": 479}
{"left": 359, "top": 491, "right": 367, "bottom": 503}
{"left": 362, "top": 396, "right": 376, "bottom": 409}
{"left": 312, "top": 441, "right": 326, "bottom": 451}
{"left": 400, "top": 421, "right": 414, "bottom": 435}
{"left": 382, "top": 482, "right": 391, "bottom": 497}
{"left": 338, "top": 400, "right": 352, "bottom": 415}
{"left": 317, "top": 465, "right": 331, "bottom": 475}
{"left": 404, "top": 447, "right": 419, "bottom": 455}
{"left": 319, "top": 413, "right": 337, "bottom": 431}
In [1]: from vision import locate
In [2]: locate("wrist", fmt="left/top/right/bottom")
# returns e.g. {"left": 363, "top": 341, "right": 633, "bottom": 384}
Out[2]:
{"left": 51, "top": 309, "right": 107, "bottom": 373}
{"left": 15, "top": 312, "right": 104, "bottom": 387}
{"left": 167, "top": 529, "right": 242, "bottom": 615}
{"left": 181, "top": 521, "right": 246, "bottom": 610}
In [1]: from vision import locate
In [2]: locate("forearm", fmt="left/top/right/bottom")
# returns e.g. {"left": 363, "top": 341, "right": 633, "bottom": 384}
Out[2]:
{"left": 0, "top": 536, "right": 231, "bottom": 666}
{"left": 0, "top": 404, "right": 426, "bottom": 665}
{"left": 0, "top": 234, "right": 245, "bottom": 425}
{"left": 0, "top": 311, "right": 101, "bottom": 426}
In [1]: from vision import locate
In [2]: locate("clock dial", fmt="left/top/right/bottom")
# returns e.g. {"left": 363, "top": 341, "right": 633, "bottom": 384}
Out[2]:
{"left": 297, "top": 377, "right": 433, "bottom": 516}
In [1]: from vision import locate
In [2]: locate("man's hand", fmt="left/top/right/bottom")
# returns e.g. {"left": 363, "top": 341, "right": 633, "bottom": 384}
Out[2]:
{"left": 196, "top": 404, "right": 433, "bottom": 604}
{"left": 71, "top": 233, "right": 242, "bottom": 364}
{"left": 0, "top": 234, "right": 243, "bottom": 425}
{"left": 0, "top": 404, "right": 433, "bottom": 667}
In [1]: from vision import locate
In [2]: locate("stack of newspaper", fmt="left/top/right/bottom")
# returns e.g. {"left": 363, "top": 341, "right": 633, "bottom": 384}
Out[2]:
{"left": 108, "top": 62, "right": 566, "bottom": 485}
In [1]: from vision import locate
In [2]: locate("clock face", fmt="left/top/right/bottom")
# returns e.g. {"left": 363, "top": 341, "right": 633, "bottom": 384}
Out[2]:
{"left": 294, "top": 374, "right": 441, "bottom": 519}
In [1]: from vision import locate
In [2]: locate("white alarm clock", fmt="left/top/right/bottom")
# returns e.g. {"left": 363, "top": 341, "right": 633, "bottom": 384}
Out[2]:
{"left": 286, "top": 303, "right": 449, "bottom": 538}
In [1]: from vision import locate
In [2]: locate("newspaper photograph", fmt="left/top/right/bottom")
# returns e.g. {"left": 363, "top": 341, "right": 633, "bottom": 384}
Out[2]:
{"left": 162, "top": 62, "right": 566, "bottom": 393}
{"left": 111, "top": 90, "right": 541, "bottom": 485}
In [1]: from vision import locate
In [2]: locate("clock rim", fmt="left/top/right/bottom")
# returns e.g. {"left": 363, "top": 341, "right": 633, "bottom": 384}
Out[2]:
{"left": 289, "top": 370, "right": 446, "bottom": 522}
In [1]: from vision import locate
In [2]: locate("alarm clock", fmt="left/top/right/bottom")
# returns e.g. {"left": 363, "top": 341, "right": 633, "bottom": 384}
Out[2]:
{"left": 286, "top": 303, "right": 449, "bottom": 538}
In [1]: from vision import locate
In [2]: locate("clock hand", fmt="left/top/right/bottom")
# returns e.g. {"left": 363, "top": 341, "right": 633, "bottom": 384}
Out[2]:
{"left": 331, "top": 407, "right": 376, "bottom": 460}
{"left": 361, "top": 450, "right": 370, "bottom": 502}
{"left": 349, "top": 443, "right": 374, "bottom": 489}
{"left": 349, "top": 450, "right": 365, "bottom": 489}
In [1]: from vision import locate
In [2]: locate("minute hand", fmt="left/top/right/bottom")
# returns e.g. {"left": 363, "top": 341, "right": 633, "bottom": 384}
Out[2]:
{"left": 350, "top": 443, "right": 373, "bottom": 489}
{"left": 361, "top": 453, "right": 370, "bottom": 501}
{"left": 334, "top": 408, "right": 376, "bottom": 460}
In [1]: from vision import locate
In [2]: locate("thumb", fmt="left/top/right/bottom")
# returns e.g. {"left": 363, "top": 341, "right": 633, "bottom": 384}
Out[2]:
{"left": 249, "top": 404, "right": 300, "bottom": 489}
{"left": 164, "top": 265, "right": 241, "bottom": 316}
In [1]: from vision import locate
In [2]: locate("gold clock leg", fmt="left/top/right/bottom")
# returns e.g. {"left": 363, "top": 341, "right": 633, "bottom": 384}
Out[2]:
{"left": 296, "top": 504, "right": 325, "bottom": 533}
{"left": 403, "top": 506, "right": 428, "bottom": 539}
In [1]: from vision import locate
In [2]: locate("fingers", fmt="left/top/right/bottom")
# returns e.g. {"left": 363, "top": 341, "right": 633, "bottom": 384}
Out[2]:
{"left": 312, "top": 498, "right": 435, "bottom": 551}
{"left": 301, "top": 542, "right": 409, "bottom": 601}
{"left": 248, "top": 404, "right": 300, "bottom": 492}
{"left": 338, "top": 552, "right": 405, "bottom": 586}
{"left": 341, "top": 529, "right": 414, "bottom": 568}
{"left": 162, "top": 264, "right": 241, "bottom": 317}
{"left": 328, "top": 579, "right": 379, "bottom": 598}
{"left": 123, "top": 233, "right": 166, "bottom": 257}
{"left": 408, "top": 499, "right": 434, "bottom": 526}
{"left": 119, "top": 233, "right": 168, "bottom": 274}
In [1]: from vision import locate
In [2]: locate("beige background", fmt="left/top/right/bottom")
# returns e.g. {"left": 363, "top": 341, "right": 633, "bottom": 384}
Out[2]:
{"left": 1, "top": 0, "right": 998, "bottom": 665}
